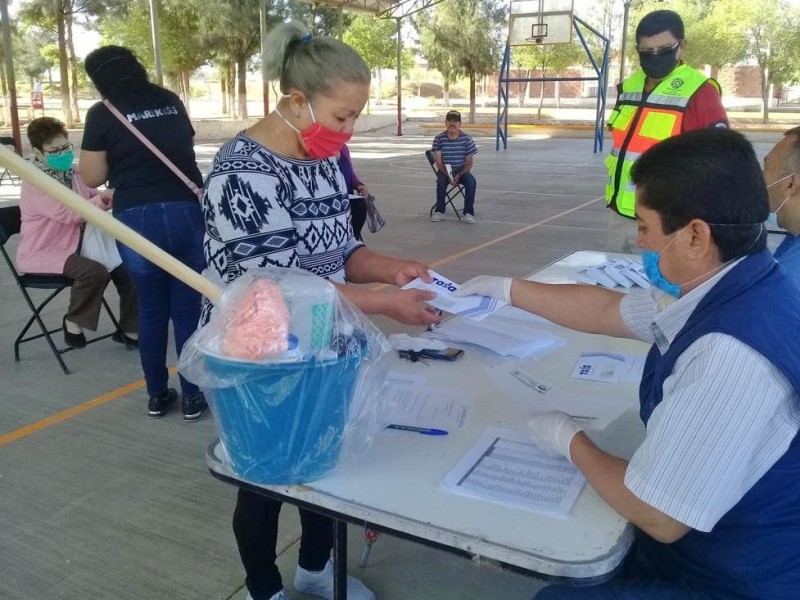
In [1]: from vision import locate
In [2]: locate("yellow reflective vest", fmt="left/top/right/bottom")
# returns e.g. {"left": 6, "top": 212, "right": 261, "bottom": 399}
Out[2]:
{"left": 605, "top": 64, "right": 716, "bottom": 218}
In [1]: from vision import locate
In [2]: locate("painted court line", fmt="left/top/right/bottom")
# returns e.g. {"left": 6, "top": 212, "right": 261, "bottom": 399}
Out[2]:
{"left": 371, "top": 195, "right": 602, "bottom": 291}
{"left": 0, "top": 367, "right": 177, "bottom": 447}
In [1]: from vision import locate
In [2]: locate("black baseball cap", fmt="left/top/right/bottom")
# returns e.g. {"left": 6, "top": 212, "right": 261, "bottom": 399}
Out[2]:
{"left": 445, "top": 110, "right": 461, "bottom": 122}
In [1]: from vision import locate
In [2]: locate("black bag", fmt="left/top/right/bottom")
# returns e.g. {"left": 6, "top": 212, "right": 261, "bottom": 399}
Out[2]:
{"left": 365, "top": 194, "right": 386, "bottom": 234}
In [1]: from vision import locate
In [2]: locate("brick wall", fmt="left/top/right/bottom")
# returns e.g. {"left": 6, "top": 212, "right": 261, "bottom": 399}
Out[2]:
{"left": 715, "top": 65, "right": 763, "bottom": 98}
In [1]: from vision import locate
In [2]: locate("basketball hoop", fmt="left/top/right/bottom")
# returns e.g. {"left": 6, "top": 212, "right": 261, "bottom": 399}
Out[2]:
{"left": 509, "top": 1, "right": 572, "bottom": 47}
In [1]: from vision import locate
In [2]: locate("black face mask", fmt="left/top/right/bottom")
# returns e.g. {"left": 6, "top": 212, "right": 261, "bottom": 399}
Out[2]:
{"left": 638, "top": 46, "right": 679, "bottom": 80}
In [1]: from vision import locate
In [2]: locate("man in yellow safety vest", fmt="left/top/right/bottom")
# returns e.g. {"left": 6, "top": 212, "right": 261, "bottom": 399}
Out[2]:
{"left": 606, "top": 9, "right": 728, "bottom": 253}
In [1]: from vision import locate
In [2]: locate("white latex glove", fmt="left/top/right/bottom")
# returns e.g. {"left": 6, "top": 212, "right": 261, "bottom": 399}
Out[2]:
{"left": 527, "top": 411, "right": 584, "bottom": 463}
{"left": 453, "top": 275, "right": 513, "bottom": 302}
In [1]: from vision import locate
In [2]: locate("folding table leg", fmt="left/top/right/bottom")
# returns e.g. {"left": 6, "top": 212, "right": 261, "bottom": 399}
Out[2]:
{"left": 333, "top": 518, "right": 348, "bottom": 600}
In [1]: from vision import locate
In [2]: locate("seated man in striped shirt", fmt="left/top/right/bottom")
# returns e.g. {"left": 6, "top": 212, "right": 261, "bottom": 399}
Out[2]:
{"left": 456, "top": 128, "right": 800, "bottom": 599}
{"left": 431, "top": 110, "right": 478, "bottom": 224}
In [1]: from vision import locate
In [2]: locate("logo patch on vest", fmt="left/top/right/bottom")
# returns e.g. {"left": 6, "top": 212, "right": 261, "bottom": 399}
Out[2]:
{"left": 671, "top": 78, "right": 684, "bottom": 89}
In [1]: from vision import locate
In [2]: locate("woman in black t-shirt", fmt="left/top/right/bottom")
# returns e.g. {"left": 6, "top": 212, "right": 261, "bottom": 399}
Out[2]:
{"left": 80, "top": 45, "right": 207, "bottom": 423}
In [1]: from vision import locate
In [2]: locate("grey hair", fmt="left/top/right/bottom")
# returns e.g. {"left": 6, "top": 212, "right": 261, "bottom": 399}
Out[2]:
{"left": 263, "top": 20, "right": 371, "bottom": 99}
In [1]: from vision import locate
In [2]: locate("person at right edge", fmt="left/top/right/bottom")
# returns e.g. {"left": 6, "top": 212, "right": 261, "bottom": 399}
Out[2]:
{"left": 605, "top": 9, "right": 728, "bottom": 254}
{"left": 456, "top": 128, "right": 800, "bottom": 599}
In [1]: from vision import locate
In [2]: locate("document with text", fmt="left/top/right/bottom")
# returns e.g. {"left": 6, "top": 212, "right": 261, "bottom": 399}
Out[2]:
{"left": 379, "top": 374, "right": 474, "bottom": 431}
{"left": 441, "top": 427, "right": 586, "bottom": 517}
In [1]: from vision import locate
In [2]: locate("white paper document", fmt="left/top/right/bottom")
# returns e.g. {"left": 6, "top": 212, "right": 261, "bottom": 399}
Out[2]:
{"left": 379, "top": 374, "right": 473, "bottom": 431}
{"left": 401, "top": 270, "right": 506, "bottom": 321}
{"left": 487, "top": 363, "right": 629, "bottom": 429}
{"left": 441, "top": 427, "right": 586, "bottom": 517}
{"left": 571, "top": 351, "right": 646, "bottom": 383}
{"left": 430, "top": 313, "right": 564, "bottom": 359}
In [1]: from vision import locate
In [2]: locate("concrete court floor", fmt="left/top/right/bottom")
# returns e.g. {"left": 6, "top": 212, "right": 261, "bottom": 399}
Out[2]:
{"left": 0, "top": 128, "right": 784, "bottom": 600}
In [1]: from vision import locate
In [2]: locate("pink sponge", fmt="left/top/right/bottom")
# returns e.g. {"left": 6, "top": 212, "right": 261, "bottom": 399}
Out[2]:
{"left": 221, "top": 279, "right": 290, "bottom": 360}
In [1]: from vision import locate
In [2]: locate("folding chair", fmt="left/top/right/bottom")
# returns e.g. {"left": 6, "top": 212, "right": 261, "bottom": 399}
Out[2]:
{"left": 0, "top": 137, "right": 21, "bottom": 185}
{"left": 0, "top": 205, "right": 123, "bottom": 374}
{"left": 425, "top": 149, "right": 463, "bottom": 220}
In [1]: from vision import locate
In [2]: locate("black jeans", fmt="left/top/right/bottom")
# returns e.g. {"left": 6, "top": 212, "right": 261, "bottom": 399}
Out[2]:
{"left": 233, "top": 488, "right": 334, "bottom": 599}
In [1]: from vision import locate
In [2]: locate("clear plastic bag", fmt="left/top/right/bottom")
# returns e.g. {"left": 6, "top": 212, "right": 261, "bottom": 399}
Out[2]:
{"left": 179, "top": 268, "right": 392, "bottom": 485}
{"left": 365, "top": 194, "right": 386, "bottom": 234}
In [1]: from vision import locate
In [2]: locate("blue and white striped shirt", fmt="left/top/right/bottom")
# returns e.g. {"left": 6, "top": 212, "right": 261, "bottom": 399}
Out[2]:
{"left": 620, "top": 261, "right": 800, "bottom": 532}
{"left": 432, "top": 131, "right": 478, "bottom": 170}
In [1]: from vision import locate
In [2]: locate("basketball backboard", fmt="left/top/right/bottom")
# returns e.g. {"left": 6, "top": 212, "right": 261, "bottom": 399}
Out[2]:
{"left": 509, "top": 0, "right": 574, "bottom": 46}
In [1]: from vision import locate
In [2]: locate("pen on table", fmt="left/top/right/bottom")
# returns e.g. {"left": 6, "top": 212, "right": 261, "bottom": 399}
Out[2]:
{"left": 427, "top": 309, "right": 444, "bottom": 332}
{"left": 386, "top": 424, "right": 449, "bottom": 436}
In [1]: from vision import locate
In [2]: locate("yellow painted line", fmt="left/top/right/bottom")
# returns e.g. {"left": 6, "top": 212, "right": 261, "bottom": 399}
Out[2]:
{"left": 0, "top": 367, "right": 178, "bottom": 447}
{"left": 371, "top": 195, "right": 602, "bottom": 290}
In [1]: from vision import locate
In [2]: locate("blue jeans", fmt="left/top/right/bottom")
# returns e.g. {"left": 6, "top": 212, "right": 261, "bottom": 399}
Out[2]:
{"left": 533, "top": 535, "right": 713, "bottom": 600}
{"left": 116, "top": 202, "right": 205, "bottom": 398}
{"left": 436, "top": 167, "right": 476, "bottom": 216}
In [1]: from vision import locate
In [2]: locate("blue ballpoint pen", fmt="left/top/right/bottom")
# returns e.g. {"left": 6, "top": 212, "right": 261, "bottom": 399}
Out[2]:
{"left": 386, "top": 424, "right": 449, "bottom": 436}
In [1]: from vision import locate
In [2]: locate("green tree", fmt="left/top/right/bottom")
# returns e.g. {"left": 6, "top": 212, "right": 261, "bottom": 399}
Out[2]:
{"left": 705, "top": 0, "right": 800, "bottom": 123}
{"left": 513, "top": 44, "right": 585, "bottom": 116}
{"left": 417, "top": 0, "right": 505, "bottom": 122}
{"left": 343, "top": 15, "right": 400, "bottom": 105}
{"left": 14, "top": 26, "right": 55, "bottom": 88}
{"left": 96, "top": 0, "right": 207, "bottom": 114}
{"left": 626, "top": 0, "right": 748, "bottom": 78}
{"left": 19, "top": 0, "right": 107, "bottom": 125}
{"left": 417, "top": 9, "right": 458, "bottom": 107}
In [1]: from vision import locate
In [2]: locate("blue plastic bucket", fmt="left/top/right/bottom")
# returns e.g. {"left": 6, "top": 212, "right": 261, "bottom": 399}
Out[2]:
{"left": 203, "top": 353, "right": 362, "bottom": 484}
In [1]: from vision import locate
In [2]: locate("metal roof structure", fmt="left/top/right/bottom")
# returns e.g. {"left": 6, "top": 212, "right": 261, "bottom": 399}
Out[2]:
{"left": 293, "top": 0, "right": 445, "bottom": 19}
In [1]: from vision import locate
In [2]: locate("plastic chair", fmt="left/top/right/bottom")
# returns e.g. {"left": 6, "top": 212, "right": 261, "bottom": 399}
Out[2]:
{"left": 0, "top": 137, "right": 20, "bottom": 185}
{"left": 0, "top": 205, "right": 123, "bottom": 374}
{"left": 425, "top": 149, "right": 463, "bottom": 220}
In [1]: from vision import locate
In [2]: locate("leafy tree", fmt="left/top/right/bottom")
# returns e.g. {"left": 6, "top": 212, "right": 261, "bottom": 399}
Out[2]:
{"left": 344, "top": 15, "right": 401, "bottom": 105}
{"left": 416, "top": 9, "right": 458, "bottom": 107}
{"left": 19, "top": 0, "right": 108, "bottom": 125}
{"left": 417, "top": 0, "right": 505, "bottom": 122}
{"left": 97, "top": 0, "right": 206, "bottom": 113}
{"left": 513, "top": 43, "right": 585, "bottom": 116}
{"left": 707, "top": 0, "right": 800, "bottom": 123}
{"left": 14, "top": 26, "right": 55, "bottom": 87}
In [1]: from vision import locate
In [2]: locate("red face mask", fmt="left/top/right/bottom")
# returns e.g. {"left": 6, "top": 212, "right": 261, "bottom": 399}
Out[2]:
{"left": 278, "top": 99, "right": 351, "bottom": 159}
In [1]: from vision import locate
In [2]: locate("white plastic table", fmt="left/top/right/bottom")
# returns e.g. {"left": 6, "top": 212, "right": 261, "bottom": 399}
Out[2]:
{"left": 206, "top": 250, "right": 650, "bottom": 597}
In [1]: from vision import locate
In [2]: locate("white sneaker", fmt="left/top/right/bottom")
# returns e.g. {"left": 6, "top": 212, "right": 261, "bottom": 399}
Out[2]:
{"left": 431, "top": 211, "right": 444, "bottom": 222}
{"left": 463, "top": 214, "right": 476, "bottom": 224}
{"left": 294, "top": 559, "right": 376, "bottom": 600}
{"left": 246, "top": 590, "right": 288, "bottom": 600}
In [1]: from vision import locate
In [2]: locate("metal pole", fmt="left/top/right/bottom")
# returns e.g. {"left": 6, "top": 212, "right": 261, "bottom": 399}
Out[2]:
{"left": 619, "top": 0, "right": 632, "bottom": 84}
{"left": 0, "top": 0, "right": 22, "bottom": 152}
{"left": 148, "top": 0, "right": 163, "bottom": 86}
{"left": 260, "top": 4, "right": 269, "bottom": 117}
{"left": 396, "top": 17, "right": 402, "bottom": 137}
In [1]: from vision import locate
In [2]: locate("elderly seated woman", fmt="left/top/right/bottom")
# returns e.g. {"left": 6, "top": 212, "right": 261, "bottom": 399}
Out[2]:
{"left": 16, "top": 117, "right": 138, "bottom": 348}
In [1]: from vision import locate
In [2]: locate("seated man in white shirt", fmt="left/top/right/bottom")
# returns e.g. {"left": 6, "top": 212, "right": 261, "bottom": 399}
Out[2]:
{"left": 456, "top": 128, "right": 800, "bottom": 600}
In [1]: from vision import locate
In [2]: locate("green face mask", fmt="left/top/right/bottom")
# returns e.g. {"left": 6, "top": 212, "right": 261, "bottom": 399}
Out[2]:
{"left": 45, "top": 150, "right": 74, "bottom": 172}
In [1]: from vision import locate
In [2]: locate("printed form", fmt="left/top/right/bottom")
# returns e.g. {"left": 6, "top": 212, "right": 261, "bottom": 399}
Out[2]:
{"left": 441, "top": 427, "right": 586, "bottom": 517}
{"left": 380, "top": 374, "right": 473, "bottom": 430}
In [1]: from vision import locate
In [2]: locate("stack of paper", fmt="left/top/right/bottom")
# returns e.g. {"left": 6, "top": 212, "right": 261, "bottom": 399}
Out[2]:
{"left": 576, "top": 258, "right": 651, "bottom": 290}
{"left": 441, "top": 427, "right": 586, "bottom": 517}
{"left": 430, "top": 313, "right": 564, "bottom": 359}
